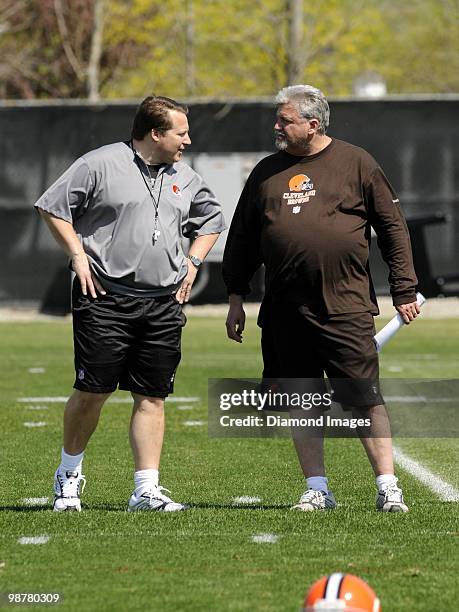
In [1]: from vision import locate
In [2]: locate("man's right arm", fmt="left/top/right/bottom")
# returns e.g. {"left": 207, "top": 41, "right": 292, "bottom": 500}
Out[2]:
{"left": 38, "top": 210, "right": 105, "bottom": 298}
{"left": 222, "top": 170, "right": 262, "bottom": 343}
{"left": 35, "top": 157, "right": 105, "bottom": 298}
{"left": 225, "top": 293, "right": 245, "bottom": 343}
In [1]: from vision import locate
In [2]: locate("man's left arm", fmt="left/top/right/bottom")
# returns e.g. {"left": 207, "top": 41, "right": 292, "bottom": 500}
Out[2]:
{"left": 176, "top": 233, "right": 220, "bottom": 304}
{"left": 366, "top": 166, "right": 420, "bottom": 324}
{"left": 176, "top": 175, "right": 226, "bottom": 304}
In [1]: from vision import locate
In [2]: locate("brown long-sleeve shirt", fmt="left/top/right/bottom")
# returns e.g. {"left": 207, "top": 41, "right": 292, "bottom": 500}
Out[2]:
{"left": 222, "top": 138, "right": 417, "bottom": 315}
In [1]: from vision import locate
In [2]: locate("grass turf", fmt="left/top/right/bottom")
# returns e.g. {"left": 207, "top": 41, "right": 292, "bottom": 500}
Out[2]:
{"left": 0, "top": 315, "right": 458, "bottom": 611}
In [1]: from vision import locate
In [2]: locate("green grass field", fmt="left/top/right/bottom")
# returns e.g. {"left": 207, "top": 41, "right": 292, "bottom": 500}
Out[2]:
{"left": 0, "top": 314, "right": 458, "bottom": 611}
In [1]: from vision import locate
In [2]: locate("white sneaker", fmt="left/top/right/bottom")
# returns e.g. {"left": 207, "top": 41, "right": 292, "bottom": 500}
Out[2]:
{"left": 291, "top": 489, "right": 336, "bottom": 511}
{"left": 128, "top": 486, "right": 188, "bottom": 512}
{"left": 53, "top": 469, "right": 86, "bottom": 512}
{"left": 376, "top": 484, "right": 409, "bottom": 512}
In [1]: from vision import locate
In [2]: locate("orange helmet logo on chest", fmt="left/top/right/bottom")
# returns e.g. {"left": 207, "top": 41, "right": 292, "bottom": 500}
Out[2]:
{"left": 289, "top": 174, "right": 310, "bottom": 192}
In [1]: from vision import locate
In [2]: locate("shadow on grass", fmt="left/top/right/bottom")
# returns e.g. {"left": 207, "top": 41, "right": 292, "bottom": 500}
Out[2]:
{"left": 0, "top": 504, "right": 124, "bottom": 512}
{"left": 0, "top": 505, "right": 53, "bottom": 512}
{"left": 1, "top": 502, "right": 292, "bottom": 512}
{"left": 84, "top": 502, "right": 293, "bottom": 511}
{"left": 190, "top": 502, "right": 292, "bottom": 510}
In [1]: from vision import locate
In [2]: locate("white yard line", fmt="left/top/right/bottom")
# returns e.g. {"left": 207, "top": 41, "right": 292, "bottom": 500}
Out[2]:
{"left": 103, "top": 396, "right": 200, "bottom": 404}
{"left": 22, "top": 497, "right": 49, "bottom": 506}
{"left": 251, "top": 533, "right": 279, "bottom": 544}
{"left": 393, "top": 445, "right": 459, "bottom": 502}
{"left": 23, "top": 422, "right": 47, "bottom": 428}
{"left": 385, "top": 396, "right": 456, "bottom": 403}
{"left": 25, "top": 405, "right": 49, "bottom": 411}
{"left": 18, "top": 397, "right": 68, "bottom": 403}
{"left": 18, "top": 535, "right": 50, "bottom": 545}
{"left": 106, "top": 397, "right": 200, "bottom": 404}
{"left": 166, "top": 397, "right": 200, "bottom": 403}
{"left": 184, "top": 420, "right": 206, "bottom": 426}
{"left": 19, "top": 395, "right": 454, "bottom": 405}
{"left": 17, "top": 396, "right": 200, "bottom": 404}
{"left": 233, "top": 496, "right": 262, "bottom": 504}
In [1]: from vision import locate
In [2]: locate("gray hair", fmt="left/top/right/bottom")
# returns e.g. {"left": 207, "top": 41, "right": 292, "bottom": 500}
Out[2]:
{"left": 275, "top": 85, "right": 330, "bottom": 134}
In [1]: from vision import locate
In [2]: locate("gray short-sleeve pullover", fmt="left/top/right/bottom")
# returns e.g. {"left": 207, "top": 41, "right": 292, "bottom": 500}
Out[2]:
{"left": 35, "top": 142, "right": 226, "bottom": 296}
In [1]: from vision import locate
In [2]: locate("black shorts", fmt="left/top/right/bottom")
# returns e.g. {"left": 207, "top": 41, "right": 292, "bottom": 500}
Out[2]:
{"left": 72, "top": 282, "right": 186, "bottom": 398}
{"left": 260, "top": 301, "right": 383, "bottom": 408}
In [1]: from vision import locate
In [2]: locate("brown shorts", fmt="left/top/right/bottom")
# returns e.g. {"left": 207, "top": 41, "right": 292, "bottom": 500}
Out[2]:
{"left": 260, "top": 301, "right": 383, "bottom": 408}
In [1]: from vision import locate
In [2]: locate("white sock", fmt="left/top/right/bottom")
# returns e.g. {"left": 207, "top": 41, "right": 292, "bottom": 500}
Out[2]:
{"left": 307, "top": 476, "right": 329, "bottom": 493}
{"left": 376, "top": 474, "right": 397, "bottom": 491}
{"left": 134, "top": 469, "right": 159, "bottom": 493}
{"left": 60, "top": 448, "right": 84, "bottom": 474}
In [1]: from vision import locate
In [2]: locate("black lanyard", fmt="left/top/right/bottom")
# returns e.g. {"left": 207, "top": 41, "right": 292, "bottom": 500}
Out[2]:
{"left": 130, "top": 141, "right": 165, "bottom": 244}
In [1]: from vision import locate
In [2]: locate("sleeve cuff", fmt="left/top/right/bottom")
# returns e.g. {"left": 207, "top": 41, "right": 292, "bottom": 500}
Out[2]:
{"left": 392, "top": 291, "right": 418, "bottom": 306}
{"left": 34, "top": 203, "right": 73, "bottom": 224}
{"left": 226, "top": 284, "right": 250, "bottom": 297}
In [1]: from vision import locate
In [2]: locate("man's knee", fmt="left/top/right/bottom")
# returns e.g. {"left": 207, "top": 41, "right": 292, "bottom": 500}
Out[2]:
{"left": 71, "top": 389, "right": 111, "bottom": 409}
{"left": 131, "top": 393, "right": 165, "bottom": 412}
{"left": 348, "top": 403, "right": 386, "bottom": 416}
{"left": 348, "top": 404, "right": 367, "bottom": 418}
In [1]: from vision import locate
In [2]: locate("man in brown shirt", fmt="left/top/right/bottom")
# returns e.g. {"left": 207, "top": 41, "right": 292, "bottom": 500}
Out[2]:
{"left": 223, "top": 84, "right": 420, "bottom": 512}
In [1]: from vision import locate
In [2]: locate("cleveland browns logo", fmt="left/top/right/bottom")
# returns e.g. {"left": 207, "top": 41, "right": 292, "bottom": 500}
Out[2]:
{"left": 283, "top": 173, "right": 316, "bottom": 212}
{"left": 288, "top": 174, "right": 310, "bottom": 192}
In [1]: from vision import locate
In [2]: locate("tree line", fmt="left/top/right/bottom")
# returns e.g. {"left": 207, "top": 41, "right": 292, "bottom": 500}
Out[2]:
{"left": 0, "top": 0, "right": 457, "bottom": 100}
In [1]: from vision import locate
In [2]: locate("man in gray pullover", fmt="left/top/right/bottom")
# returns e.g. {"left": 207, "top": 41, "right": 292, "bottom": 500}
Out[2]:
{"left": 35, "top": 95, "right": 225, "bottom": 512}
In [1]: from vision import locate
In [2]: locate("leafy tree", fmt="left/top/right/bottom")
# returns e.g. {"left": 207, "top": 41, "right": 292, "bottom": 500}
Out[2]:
{"left": 382, "top": 0, "right": 459, "bottom": 93}
{"left": 0, "top": 0, "right": 457, "bottom": 99}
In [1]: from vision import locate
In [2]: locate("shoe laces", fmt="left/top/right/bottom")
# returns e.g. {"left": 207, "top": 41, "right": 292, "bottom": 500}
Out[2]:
{"left": 146, "top": 486, "right": 173, "bottom": 505}
{"left": 382, "top": 484, "right": 403, "bottom": 502}
{"left": 299, "top": 489, "right": 325, "bottom": 504}
{"left": 57, "top": 472, "right": 86, "bottom": 498}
